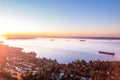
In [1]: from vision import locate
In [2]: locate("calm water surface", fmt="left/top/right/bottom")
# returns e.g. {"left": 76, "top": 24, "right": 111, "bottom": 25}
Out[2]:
{"left": 2, "top": 38, "right": 120, "bottom": 63}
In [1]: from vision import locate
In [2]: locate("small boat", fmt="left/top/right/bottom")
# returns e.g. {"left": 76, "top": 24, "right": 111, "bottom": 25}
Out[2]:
{"left": 80, "top": 40, "right": 86, "bottom": 41}
{"left": 66, "top": 39, "right": 70, "bottom": 41}
{"left": 50, "top": 39, "right": 55, "bottom": 41}
{"left": 99, "top": 51, "right": 115, "bottom": 56}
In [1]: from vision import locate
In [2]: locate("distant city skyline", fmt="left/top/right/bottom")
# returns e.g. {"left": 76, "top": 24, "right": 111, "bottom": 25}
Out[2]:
{"left": 0, "top": 0, "right": 120, "bottom": 37}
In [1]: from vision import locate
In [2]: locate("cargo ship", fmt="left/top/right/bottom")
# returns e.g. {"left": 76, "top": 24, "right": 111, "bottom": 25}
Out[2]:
{"left": 99, "top": 51, "right": 115, "bottom": 56}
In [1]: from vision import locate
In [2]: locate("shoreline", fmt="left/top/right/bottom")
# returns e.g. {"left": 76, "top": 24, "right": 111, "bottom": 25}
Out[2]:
{"left": 0, "top": 42, "right": 120, "bottom": 80}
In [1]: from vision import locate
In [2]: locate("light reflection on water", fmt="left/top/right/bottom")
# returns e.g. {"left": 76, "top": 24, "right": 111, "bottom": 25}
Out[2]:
{"left": 3, "top": 38, "right": 120, "bottom": 63}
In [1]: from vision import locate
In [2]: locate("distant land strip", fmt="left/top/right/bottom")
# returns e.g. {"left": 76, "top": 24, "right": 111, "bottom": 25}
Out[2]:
{"left": 5, "top": 36, "right": 120, "bottom": 40}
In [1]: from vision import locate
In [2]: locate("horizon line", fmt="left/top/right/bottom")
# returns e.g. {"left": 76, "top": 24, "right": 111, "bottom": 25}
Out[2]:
{"left": 1, "top": 32, "right": 120, "bottom": 38}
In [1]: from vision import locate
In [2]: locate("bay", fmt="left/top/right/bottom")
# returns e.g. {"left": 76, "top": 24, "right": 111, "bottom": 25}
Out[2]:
{"left": 3, "top": 38, "right": 120, "bottom": 63}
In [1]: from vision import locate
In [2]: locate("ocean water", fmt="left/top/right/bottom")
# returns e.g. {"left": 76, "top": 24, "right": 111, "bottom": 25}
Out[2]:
{"left": 2, "top": 38, "right": 120, "bottom": 63}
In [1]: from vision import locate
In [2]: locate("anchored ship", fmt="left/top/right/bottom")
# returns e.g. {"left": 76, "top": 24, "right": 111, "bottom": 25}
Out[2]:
{"left": 99, "top": 51, "right": 115, "bottom": 56}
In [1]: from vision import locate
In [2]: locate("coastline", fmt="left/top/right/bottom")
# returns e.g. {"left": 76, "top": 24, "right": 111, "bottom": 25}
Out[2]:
{"left": 0, "top": 42, "right": 120, "bottom": 80}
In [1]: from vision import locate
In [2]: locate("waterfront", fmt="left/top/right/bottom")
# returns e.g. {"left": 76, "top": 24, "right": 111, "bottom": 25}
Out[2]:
{"left": 3, "top": 38, "right": 120, "bottom": 63}
{"left": 1, "top": 40, "right": 120, "bottom": 80}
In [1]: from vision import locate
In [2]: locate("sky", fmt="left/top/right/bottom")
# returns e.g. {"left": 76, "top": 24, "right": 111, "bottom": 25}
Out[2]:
{"left": 0, "top": 0, "right": 120, "bottom": 37}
